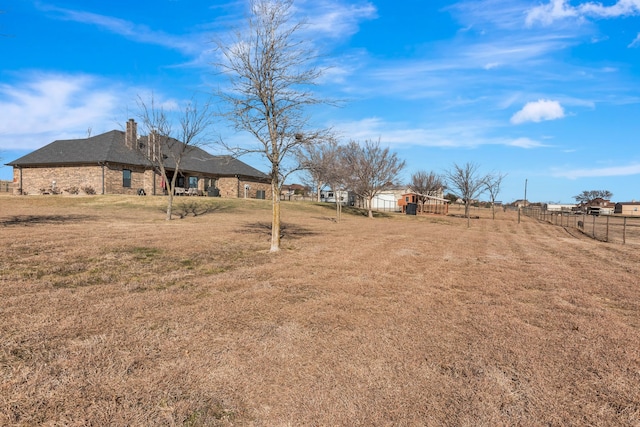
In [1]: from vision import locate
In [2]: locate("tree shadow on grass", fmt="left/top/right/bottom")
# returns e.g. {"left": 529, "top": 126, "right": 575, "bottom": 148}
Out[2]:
{"left": 240, "top": 221, "right": 317, "bottom": 239}
{"left": 0, "top": 214, "right": 92, "bottom": 227}
{"left": 312, "top": 202, "right": 394, "bottom": 218}
{"left": 168, "top": 201, "right": 231, "bottom": 219}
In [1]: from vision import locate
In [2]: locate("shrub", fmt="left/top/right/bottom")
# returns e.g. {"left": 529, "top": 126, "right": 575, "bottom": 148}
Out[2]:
{"left": 82, "top": 186, "right": 96, "bottom": 195}
{"left": 65, "top": 186, "right": 80, "bottom": 195}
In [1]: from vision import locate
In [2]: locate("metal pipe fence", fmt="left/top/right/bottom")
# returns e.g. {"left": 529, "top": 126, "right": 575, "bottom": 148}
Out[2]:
{"left": 522, "top": 207, "right": 640, "bottom": 245}
{"left": 0, "top": 181, "right": 13, "bottom": 193}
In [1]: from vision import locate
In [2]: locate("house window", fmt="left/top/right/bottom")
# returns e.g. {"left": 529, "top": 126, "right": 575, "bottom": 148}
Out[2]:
{"left": 123, "top": 169, "right": 132, "bottom": 188}
{"left": 188, "top": 176, "right": 198, "bottom": 189}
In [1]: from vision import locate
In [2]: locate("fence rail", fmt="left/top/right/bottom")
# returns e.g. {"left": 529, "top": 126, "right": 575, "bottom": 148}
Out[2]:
{"left": 0, "top": 181, "right": 13, "bottom": 193}
{"left": 523, "top": 207, "right": 640, "bottom": 245}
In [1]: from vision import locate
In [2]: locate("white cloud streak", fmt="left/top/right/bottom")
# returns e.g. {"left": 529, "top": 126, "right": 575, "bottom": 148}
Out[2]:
{"left": 300, "top": 0, "right": 377, "bottom": 39}
{"left": 551, "top": 163, "right": 640, "bottom": 179}
{"left": 37, "top": 3, "right": 203, "bottom": 54}
{"left": 333, "top": 117, "right": 545, "bottom": 149}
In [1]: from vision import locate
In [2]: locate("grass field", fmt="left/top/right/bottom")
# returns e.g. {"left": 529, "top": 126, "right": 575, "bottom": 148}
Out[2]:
{"left": 1, "top": 195, "right": 639, "bottom": 426}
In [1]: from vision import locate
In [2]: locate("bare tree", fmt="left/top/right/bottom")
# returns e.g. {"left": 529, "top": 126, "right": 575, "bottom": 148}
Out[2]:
{"left": 445, "top": 162, "right": 486, "bottom": 227}
{"left": 136, "top": 95, "right": 214, "bottom": 220}
{"left": 484, "top": 172, "right": 506, "bottom": 220}
{"left": 342, "top": 139, "right": 406, "bottom": 219}
{"left": 410, "top": 170, "right": 445, "bottom": 212}
{"left": 214, "top": 0, "right": 329, "bottom": 252}
{"left": 574, "top": 190, "right": 613, "bottom": 205}
{"left": 298, "top": 137, "right": 350, "bottom": 221}
{"left": 297, "top": 138, "right": 339, "bottom": 203}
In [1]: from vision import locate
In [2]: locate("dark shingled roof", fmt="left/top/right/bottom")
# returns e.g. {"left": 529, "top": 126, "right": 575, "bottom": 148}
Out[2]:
{"left": 7, "top": 130, "right": 268, "bottom": 180}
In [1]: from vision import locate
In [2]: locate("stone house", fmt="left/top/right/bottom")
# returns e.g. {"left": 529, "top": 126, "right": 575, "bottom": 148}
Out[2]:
{"left": 6, "top": 120, "right": 271, "bottom": 198}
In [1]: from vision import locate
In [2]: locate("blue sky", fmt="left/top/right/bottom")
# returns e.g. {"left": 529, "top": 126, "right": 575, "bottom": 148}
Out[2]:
{"left": 2, "top": 0, "right": 640, "bottom": 203}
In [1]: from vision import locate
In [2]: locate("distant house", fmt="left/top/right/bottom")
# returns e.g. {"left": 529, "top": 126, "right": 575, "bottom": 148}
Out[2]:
{"left": 6, "top": 119, "right": 270, "bottom": 197}
{"left": 370, "top": 188, "right": 407, "bottom": 212}
{"left": 584, "top": 198, "right": 614, "bottom": 216}
{"left": 320, "top": 190, "right": 354, "bottom": 205}
{"left": 614, "top": 202, "right": 640, "bottom": 216}
{"left": 281, "top": 184, "right": 311, "bottom": 200}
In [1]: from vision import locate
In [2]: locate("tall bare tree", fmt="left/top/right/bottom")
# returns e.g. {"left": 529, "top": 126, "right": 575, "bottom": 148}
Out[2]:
{"left": 214, "top": 0, "right": 329, "bottom": 252}
{"left": 342, "top": 139, "right": 406, "bottom": 219}
{"left": 484, "top": 172, "right": 506, "bottom": 220}
{"left": 445, "top": 162, "right": 486, "bottom": 227}
{"left": 136, "top": 95, "right": 213, "bottom": 220}
{"left": 410, "top": 170, "right": 445, "bottom": 212}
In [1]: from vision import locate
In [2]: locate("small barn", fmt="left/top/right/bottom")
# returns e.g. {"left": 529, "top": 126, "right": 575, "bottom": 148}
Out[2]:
{"left": 398, "top": 192, "right": 449, "bottom": 215}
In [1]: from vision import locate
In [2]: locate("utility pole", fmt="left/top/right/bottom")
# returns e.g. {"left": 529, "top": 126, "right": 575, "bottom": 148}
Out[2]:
{"left": 519, "top": 178, "right": 528, "bottom": 224}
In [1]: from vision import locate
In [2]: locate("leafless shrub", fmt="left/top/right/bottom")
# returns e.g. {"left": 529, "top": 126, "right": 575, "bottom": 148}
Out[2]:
{"left": 64, "top": 186, "right": 80, "bottom": 195}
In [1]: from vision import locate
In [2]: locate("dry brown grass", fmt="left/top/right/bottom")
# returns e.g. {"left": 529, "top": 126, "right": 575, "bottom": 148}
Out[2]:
{"left": 1, "top": 195, "right": 639, "bottom": 426}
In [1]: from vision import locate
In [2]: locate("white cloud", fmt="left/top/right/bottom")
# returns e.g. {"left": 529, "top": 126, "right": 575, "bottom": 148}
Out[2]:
{"left": 629, "top": 33, "right": 640, "bottom": 47}
{"left": 511, "top": 99, "right": 565, "bottom": 124}
{"left": 525, "top": 0, "right": 578, "bottom": 27}
{"left": 526, "top": 0, "right": 640, "bottom": 27}
{"left": 551, "top": 163, "right": 640, "bottom": 179}
{"left": 0, "top": 73, "right": 122, "bottom": 150}
{"left": 579, "top": 0, "right": 640, "bottom": 18}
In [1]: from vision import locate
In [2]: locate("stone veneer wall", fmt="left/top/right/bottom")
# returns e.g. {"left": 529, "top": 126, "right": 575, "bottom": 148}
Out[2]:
{"left": 11, "top": 164, "right": 268, "bottom": 198}
{"left": 216, "top": 177, "right": 271, "bottom": 199}
{"left": 13, "top": 165, "right": 103, "bottom": 195}
{"left": 12, "top": 164, "right": 157, "bottom": 196}
{"left": 103, "top": 164, "right": 148, "bottom": 195}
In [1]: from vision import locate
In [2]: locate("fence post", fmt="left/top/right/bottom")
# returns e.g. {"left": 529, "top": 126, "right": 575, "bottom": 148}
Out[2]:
{"left": 592, "top": 215, "right": 596, "bottom": 239}
{"left": 606, "top": 215, "right": 609, "bottom": 242}
{"left": 623, "top": 217, "right": 627, "bottom": 245}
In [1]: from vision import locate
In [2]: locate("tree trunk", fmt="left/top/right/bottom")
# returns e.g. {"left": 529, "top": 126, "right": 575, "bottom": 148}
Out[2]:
{"left": 368, "top": 196, "right": 374, "bottom": 218}
{"left": 166, "top": 192, "right": 174, "bottom": 220}
{"left": 270, "top": 179, "right": 281, "bottom": 252}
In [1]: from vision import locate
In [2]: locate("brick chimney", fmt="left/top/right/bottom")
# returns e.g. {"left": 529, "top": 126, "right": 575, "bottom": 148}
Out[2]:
{"left": 125, "top": 119, "right": 137, "bottom": 149}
